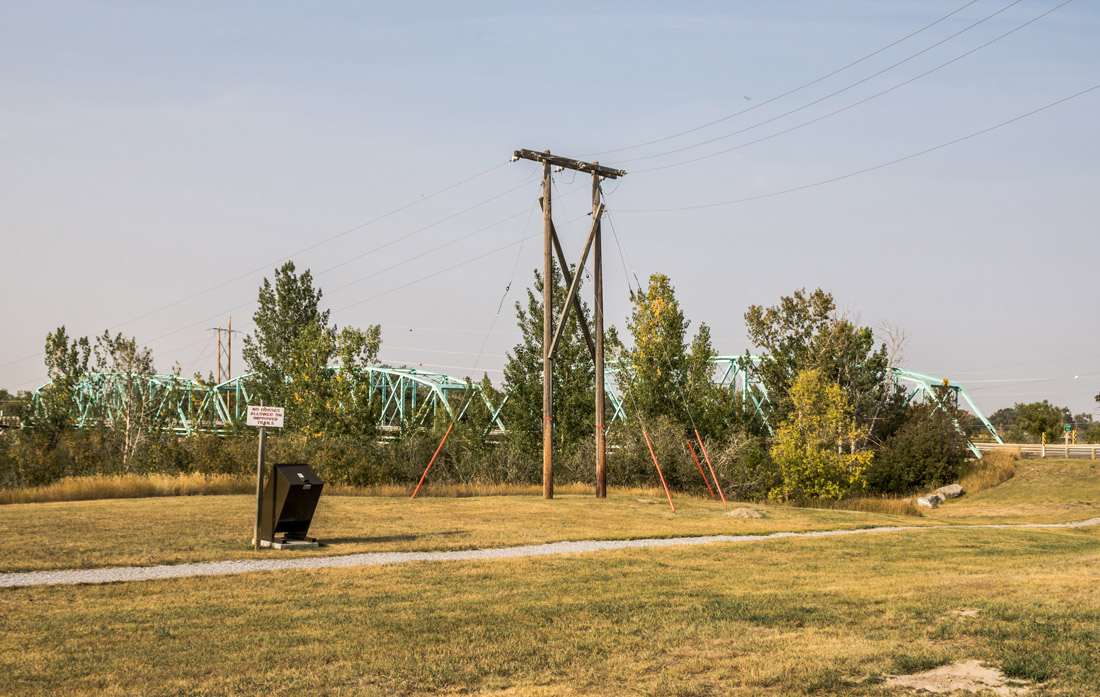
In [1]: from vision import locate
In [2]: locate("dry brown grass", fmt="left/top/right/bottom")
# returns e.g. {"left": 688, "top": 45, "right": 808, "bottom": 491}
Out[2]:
{"left": 0, "top": 475, "right": 675, "bottom": 505}
{"left": 958, "top": 449, "right": 1018, "bottom": 494}
{"left": 325, "top": 480, "right": 632, "bottom": 498}
{"left": 4, "top": 525, "right": 1098, "bottom": 696}
{"left": 0, "top": 472, "right": 252, "bottom": 505}
{"left": 816, "top": 495, "right": 923, "bottom": 517}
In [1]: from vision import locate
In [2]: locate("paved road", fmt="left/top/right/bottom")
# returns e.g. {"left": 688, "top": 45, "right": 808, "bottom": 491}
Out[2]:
{"left": 3, "top": 517, "right": 1098, "bottom": 589}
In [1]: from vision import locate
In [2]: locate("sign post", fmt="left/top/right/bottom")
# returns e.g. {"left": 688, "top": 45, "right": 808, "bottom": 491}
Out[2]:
{"left": 248, "top": 403, "right": 285, "bottom": 550}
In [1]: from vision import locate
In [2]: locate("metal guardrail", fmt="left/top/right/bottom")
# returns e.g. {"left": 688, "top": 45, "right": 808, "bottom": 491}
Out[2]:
{"left": 976, "top": 442, "right": 1099, "bottom": 459}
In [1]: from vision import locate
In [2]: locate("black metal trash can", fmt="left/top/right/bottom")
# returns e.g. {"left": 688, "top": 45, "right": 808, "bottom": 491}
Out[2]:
{"left": 259, "top": 463, "right": 324, "bottom": 544}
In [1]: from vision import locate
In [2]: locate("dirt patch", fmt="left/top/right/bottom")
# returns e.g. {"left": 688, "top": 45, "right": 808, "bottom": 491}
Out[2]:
{"left": 887, "top": 660, "right": 1030, "bottom": 695}
{"left": 952, "top": 608, "right": 981, "bottom": 618}
{"left": 725, "top": 507, "right": 764, "bottom": 519}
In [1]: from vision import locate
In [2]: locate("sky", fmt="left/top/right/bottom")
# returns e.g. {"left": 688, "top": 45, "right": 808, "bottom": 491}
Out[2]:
{"left": 1, "top": 1, "right": 1097, "bottom": 420}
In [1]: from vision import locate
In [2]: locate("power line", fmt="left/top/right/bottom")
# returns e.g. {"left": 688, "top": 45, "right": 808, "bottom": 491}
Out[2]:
{"left": 613, "top": 0, "right": 1037, "bottom": 168}
{"left": 314, "top": 178, "right": 534, "bottom": 279}
{"left": 618, "top": 82, "right": 1100, "bottom": 213}
{"left": 115, "top": 160, "right": 511, "bottom": 331}
{"left": 589, "top": 0, "right": 984, "bottom": 157}
{"left": 633, "top": 0, "right": 1075, "bottom": 174}
{"left": 325, "top": 206, "right": 533, "bottom": 298}
{"left": 0, "top": 161, "right": 516, "bottom": 372}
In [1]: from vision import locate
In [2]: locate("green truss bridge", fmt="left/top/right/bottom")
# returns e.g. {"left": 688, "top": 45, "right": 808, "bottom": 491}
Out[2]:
{"left": 31, "top": 358, "right": 1002, "bottom": 455}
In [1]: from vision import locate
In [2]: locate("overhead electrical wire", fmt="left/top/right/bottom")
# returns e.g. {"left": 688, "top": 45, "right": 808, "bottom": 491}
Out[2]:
{"left": 616, "top": 82, "right": 1100, "bottom": 213}
{"left": 0, "top": 160, "right": 518, "bottom": 372}
{"left": 611, "top": 0, "right": 1039, "bottom": 168}
{"left": 589, "top": 0, "right": 983, "bottom": 157}
{"left": 117, "top": 160, "right": 513, "bottom": 331}
{"left": 324, "top": 205, "right": 534, "bottom": 297}
{"left": 472, "top": 200, "right": 539, "bottom": 374}
{"left": 632, "top": 0, "right": 1076, "bottom": 174}
{"left": 314, "top": 178, "right": 535, "bottom": 279}
{"left": 131, "top": 175, "right": 551, "bottom": 351}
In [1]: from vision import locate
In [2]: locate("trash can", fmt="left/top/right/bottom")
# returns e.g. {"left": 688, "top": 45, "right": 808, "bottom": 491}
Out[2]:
{"left": 259, "top": 463, "right": 324, "bottom": 545}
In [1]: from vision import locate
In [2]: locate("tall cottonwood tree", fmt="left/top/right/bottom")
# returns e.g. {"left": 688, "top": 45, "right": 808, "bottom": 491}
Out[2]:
{"left": 616, "top": 273, "right": 726, "bottom": 437}
{"left": 35, "top": 326, "right": 91, "bottom": 438}
{"left": 91, "top": 331, "right": 165, "bottom": 467}
{"left": 501, "top": 265, "right": 595, "bottom": 455}
{"left": 242, "top": 261, "right": 381, "bottom": 436}
{"left": 744, "top": 288, "right": 898, "bottom": 443}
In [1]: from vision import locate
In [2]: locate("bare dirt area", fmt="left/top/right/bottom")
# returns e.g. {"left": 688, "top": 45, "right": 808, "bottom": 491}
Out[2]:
{"left": 887, "top": 660, "right": 1032, "bottom": 695}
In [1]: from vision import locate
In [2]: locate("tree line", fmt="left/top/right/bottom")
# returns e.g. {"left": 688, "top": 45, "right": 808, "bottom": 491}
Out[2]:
{"left": 2, "top": 260, "right": 1096, "bottom": 498}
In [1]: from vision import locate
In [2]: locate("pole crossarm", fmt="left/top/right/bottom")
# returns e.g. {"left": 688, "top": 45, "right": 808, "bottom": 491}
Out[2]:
{"left": 513, "top": 149, "right": 626, "bottom": 179}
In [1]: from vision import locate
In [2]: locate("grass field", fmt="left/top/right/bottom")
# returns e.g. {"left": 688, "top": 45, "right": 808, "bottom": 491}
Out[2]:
{"left": 2, "top": 457, "right": 1099, "bottom": 695}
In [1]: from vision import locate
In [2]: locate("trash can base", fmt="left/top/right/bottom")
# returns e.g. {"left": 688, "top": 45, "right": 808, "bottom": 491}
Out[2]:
{"left": 253, "top": 538, "right": 320, "bottom": 550}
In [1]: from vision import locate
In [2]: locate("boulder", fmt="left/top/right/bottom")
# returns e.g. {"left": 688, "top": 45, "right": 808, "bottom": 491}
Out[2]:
{"left": 935, "top": 484, "right": 964, "bottom": 499}
{"left": 916, "top": 494, "right": 943, "bottom": 509}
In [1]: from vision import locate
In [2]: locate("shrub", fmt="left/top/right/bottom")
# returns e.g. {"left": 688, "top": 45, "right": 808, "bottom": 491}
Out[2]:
{"left": 712, "top": 434, "right": 779, "bottom": 502}
{"left": 867, "top": 404, "right": 968, "bottom": 494}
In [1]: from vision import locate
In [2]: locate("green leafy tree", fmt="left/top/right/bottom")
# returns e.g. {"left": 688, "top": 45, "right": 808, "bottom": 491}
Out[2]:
{"left": 744, "top": 288, "right": 897, "bottom": 443}
{"left": 769, "top": 368, "right": 872, "bottom": 501}
{"left": 0, "top": 389, "right": 31, "bottom": 417}
{"left": 91, "top": 331, "right": 164, "bottom": 467}
{"left": 989, "top": 401, "right": 1076, "bottom": 443}
{"left": 242, "top": 262, "right": 331, "bottom": 416}
{"left": 1017, "top": 400, "right": 1071, "bottom": 443}
{"left": 34, "top": 326, "right": 91, "bottom": 438}
{"left": 617, "top": 273, "right": 726, "bottom": 437}
{"left": 501, "top": 265, "right": 595, "bottom": 456}
{"left": 242, "top": 261, "right": 381, "bottom": 436}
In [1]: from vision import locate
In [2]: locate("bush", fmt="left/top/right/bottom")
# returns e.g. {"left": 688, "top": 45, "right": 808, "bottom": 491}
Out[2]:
{"left": 867, "top": 404, "right": 968, "bottom": 494}
{"left": 712, "top": 434, "right": 779, "bottom": 502}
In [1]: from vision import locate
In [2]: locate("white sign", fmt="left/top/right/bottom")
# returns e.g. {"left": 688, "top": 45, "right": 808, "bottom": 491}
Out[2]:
{"left": 247, "top": 406, "right": 285, "bottom": 428}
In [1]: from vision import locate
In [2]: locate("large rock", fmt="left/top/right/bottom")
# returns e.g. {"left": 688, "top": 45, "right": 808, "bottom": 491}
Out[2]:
{"left": 916, "top": 494, "right": 944, "bottom": 509}
{"left": 935, "top": 484, "right": 964, "bottom": 499}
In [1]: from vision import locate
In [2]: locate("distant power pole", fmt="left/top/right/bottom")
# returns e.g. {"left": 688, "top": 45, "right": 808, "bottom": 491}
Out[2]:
{"left": 208, "top": 316, "right": 241, "bottom": 383}
{"left": 513, "top": 149, "right": 626, "bottom": 499}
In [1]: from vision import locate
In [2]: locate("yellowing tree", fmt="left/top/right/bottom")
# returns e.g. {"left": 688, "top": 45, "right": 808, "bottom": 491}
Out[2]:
{"left": 770, "top": 368, "right": 872, "bottom": 501}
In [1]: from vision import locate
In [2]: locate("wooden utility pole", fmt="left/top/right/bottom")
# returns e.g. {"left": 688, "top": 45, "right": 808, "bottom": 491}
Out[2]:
{"left": 209, "top": 316, "right": 240, "bottom": 383}
{"left": 593, "top": 173, "right": 606, "bottom": 498}
{"left": 513, "top": 149, "right": 625, "bottom": 500}
{"left": 541, "top": 158, "right": 554, "bottom": 499}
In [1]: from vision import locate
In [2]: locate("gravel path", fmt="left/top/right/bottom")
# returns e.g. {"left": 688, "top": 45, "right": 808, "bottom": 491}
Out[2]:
{"left": 3, "top": 517, "right": 1098, "bottom": 589}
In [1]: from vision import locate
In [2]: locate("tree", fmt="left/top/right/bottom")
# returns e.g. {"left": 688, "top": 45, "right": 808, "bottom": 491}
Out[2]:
{"left": 34, "top": 326, "right": 91, "bottom": 437}
{"left": 990, "top": 401, "right": 1071, "bottom": 443}
{"left": 744, "top": 288, "right": 897, "bottom": 443}
{"left": 617, "top": 273, "right": 726, "bottom": 436}
{"left": 242, "top": 261, "right": 381, "bottom": 436}
{"left": 501, "top": 265, "right": 595, "bottom": 456}
{"left": 91, "top": 331, "right": 164, "bottom": 467}
{"left": 242, "top": 261, "right": 331, "bottom": 417}
{"left": 867, "top": 400, "right": 969, "bottom": 494}
{"left": 769, "top": 368, "right": 872, "bottom": 501}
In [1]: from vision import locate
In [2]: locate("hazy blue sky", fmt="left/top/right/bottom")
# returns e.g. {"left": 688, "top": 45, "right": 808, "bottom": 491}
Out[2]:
{"left": 2, "top": 1, "right": 1097, "bottom": 419}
